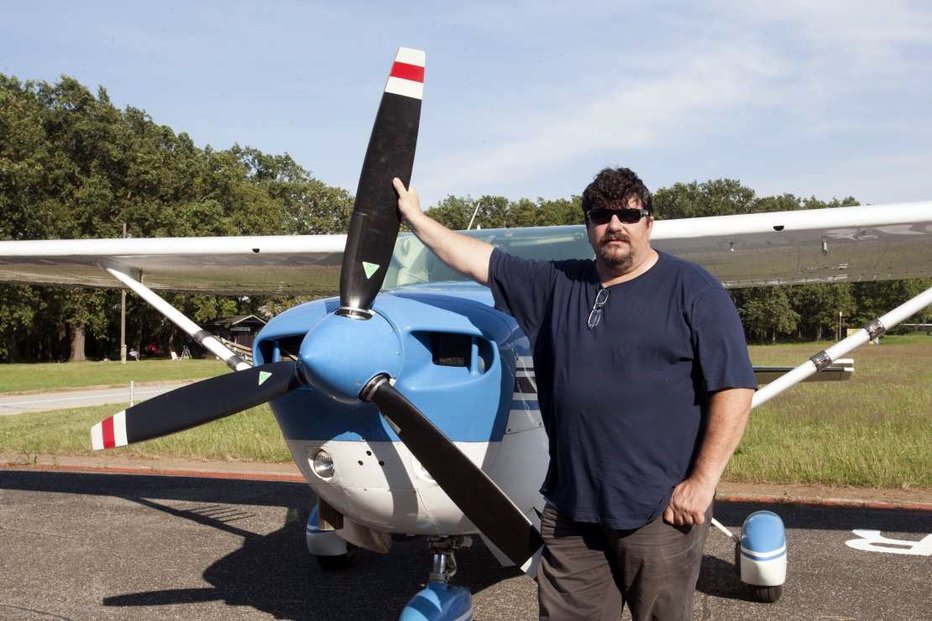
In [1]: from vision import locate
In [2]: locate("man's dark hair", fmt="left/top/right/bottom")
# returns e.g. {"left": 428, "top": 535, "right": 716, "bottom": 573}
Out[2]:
{"left": 581, "top": 167, "right": 653, "bottom": 218}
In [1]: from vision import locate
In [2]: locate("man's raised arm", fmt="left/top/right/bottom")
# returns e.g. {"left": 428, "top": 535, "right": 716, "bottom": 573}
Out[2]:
{"left": 393, "top": 178, "right": 494, "bottom": 286}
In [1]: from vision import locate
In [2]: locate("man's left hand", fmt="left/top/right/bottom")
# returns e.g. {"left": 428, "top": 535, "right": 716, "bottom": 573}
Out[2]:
{"left": 663, "top": 477, "right": 716, "bottom": 526}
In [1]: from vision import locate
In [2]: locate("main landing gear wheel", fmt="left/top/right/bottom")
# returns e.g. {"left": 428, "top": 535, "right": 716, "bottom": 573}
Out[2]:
{"left": 737, "top": 511, "right": 787, "bottom": 604}
{"left": 753, "top": 584, "right": 783, "bottom": 603}
{"left": 735, "top": 539, "right": 783, "bottom": 601}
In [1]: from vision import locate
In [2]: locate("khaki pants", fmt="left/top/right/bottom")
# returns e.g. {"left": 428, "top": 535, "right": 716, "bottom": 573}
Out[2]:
{"left": 537, "top": 503, "right": 710, "bottom": 621}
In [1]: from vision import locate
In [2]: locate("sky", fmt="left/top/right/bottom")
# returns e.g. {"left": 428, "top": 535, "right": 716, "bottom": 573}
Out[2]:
{"left": 2, "top": 1, "right": 931, "bottom": 209}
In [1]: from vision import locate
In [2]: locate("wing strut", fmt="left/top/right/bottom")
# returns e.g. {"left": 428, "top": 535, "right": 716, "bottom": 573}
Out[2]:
{"left": 752, "top": 286, "right": 932, "bottom": 408}
{"left": 753, "top": 359, "right": 853, "bottom": 385}
{"left": 707, "top": 286, "right": 932, "bottom": 550}
{"left": 105, "top": 266, "right": 250, "bottom": 371}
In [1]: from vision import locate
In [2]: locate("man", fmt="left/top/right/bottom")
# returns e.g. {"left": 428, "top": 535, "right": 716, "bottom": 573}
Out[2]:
{"left": 393, "top": 167, "right": 756, "bottom": 621}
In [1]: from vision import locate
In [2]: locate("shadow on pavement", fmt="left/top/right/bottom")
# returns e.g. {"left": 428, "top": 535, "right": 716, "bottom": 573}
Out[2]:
{"left": 2, "top": 470, "right": 927, "bottom": 619}
{"left": 0, "top": 469, "right": 524, "bottom": 620}
{"left": 714, "top": 499, "right": 930, "bottom": 534}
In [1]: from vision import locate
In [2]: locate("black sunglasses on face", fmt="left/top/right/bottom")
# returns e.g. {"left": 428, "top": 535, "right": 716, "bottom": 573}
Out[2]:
{"left": 586, "top": 207, "right": 650, "bottom": 225}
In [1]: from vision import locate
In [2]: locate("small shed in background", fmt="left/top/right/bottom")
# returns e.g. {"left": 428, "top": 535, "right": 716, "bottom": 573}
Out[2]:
{"left": 204, "top": 315, "right": 267, "bottom": 349}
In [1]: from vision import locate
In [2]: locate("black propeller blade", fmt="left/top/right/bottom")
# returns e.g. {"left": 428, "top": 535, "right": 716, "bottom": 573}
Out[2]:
{"left": 365, "top": 376, "right": 544, "bottom": 570}
{"left": 339, "top": 48, "right": 424, "bottom": 317}
{"left": 90, "top": 361, "right": 299, "bottom": 450}
{"left": 336, "top": 49, "right": 544, "bottom": 570}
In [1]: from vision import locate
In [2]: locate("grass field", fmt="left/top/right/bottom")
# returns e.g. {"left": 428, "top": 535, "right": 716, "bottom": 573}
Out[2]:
{"left": 0, "top": 336, "right": 929, "bottom": 488}
{"left": 733, "top": 334, "right": 931, "bottom": 488}
{"left": 0, "top": 359, "right": 226, "bottom": 393}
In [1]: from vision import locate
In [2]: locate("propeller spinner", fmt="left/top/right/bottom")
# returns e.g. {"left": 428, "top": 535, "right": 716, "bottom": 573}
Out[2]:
{"left": 90, "top": 48, "right": 543, "bottom": 570}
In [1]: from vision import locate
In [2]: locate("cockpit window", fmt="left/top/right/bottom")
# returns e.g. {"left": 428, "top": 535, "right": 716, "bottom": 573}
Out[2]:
{"left": 383, "top": 226, "right": 593, "bottom": 288}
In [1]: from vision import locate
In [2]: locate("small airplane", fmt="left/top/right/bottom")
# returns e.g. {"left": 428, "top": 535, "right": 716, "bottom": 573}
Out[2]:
{"left": 1, "top": 48, "right": 931, "bottom": 619}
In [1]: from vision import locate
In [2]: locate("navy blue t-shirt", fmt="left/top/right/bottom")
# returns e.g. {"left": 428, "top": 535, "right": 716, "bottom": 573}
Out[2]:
{"left": 489, "top": 248, "right": 756, "bottom": 529}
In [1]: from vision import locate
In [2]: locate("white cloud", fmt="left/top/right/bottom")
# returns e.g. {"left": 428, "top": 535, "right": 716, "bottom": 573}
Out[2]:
{"left": 419, "top": 35, "right": 788, "bottom": 201}
{"left": 415, "top": 1, "right": 932, "bottom": 205}
{"left": 725, "top": 0, "right": 932, "bottom": 83}
{"left": 734, "top": 1, "right": 932, "bottom": 51}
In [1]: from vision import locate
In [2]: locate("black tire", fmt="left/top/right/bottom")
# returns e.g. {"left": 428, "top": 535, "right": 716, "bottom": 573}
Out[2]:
{"left": 314, "top": 544, "right": 359, "bottom": 571}
{"left": 753, "top": 584, "right": 783, "bottom": 603}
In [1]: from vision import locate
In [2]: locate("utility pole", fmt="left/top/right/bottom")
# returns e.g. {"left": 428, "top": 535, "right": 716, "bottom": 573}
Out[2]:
{"left": 120, "top": 223, "right": 127, "bottom": 365}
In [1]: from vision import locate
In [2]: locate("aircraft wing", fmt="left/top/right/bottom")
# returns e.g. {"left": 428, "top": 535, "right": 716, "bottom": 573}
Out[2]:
{"left": 455, "top": 201, "right": 932, "bottom": 288}
{"left": 0, "top": 235, "right": 346, "bottom": 295}
{"left": 0, "top": 201, "right": 930, "bottom": 294}
{"left": 651, "top": 201, "right": 932, "bottom": 287}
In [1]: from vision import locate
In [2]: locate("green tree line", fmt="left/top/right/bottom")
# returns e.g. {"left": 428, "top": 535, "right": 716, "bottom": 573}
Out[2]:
{"left": 0, "top": 74, "right": 352, "bottom": 361}
{"left": 1, "top": 74, "right": 927, "bottom": 361}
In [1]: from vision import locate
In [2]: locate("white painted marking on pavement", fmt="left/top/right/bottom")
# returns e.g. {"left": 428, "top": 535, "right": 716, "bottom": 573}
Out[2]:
{"left": 845, "top": 530, "right": 932, "bottom": 556}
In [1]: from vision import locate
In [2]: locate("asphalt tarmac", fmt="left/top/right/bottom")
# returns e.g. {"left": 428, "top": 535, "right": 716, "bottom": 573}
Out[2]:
{"left": 0, "top": 469, "right": 929, "bottom": 620}
{"left": 0, "top": 382, "right": 192, "bottom": 416}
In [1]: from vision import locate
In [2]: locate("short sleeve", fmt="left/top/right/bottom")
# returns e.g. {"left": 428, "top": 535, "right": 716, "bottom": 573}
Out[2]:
{"left": 689, "top": 286, "right": 758, "bottom": 393}
{"left": 488, "top": 248, "right": 557, "bottom": 347}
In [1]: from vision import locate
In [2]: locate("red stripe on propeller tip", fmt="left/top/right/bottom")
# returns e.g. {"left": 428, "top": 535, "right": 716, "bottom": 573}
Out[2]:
{"left": 102, "top": 416, "right": 116, "bottom": 449}
{"left": 390, "top": 61, "right": 424, "bottom": 83}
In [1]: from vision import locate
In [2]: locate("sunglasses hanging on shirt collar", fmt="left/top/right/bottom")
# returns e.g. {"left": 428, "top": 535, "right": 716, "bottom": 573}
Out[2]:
{"left": 586, "top": 207, "right": 650, "bottom": 225}
{"left": 587, "top": 287, "right": 610, "bottom": 329}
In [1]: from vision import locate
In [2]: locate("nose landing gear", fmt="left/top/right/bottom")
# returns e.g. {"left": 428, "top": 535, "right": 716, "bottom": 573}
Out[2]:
{"left": 400, "top": 536, "right": 474, "bottom": 621}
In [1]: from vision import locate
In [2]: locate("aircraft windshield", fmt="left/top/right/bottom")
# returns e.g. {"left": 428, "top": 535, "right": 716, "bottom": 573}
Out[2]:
{"left": 384, "top": 225, "right": 593, "bottom": 287}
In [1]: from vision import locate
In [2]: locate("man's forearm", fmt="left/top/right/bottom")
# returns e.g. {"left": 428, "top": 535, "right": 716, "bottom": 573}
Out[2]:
{"left": 664, "top": 387, "right": 753, "bottom": 525}
{"left": 690, "top": 387, "right": 754, "bottom": 488}
{"left": 394, "top": 178, "right": 494, "bottom": 285}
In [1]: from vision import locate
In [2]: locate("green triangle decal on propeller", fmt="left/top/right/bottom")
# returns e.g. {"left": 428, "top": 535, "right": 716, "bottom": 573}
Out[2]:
{"left": 362, "top": 262, "right": 380, "bottom": 279}
{"left": 258, "top": 371, "right": 271, "bottom": 386}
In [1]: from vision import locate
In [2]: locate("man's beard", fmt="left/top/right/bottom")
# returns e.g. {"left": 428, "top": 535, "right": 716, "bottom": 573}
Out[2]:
{"left": 596, "top": 233, "right": 634, "bottom": 270}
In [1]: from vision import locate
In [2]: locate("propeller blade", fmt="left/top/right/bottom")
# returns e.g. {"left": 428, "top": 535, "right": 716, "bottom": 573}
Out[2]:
{"left": 365, "top": 377, "right": 543, "bottom": 571}
{"left": 90, "top": 361, "right": 299, "bottom": 450}
{"left": 340, "top": 48, "right": 424, "bottom": 316}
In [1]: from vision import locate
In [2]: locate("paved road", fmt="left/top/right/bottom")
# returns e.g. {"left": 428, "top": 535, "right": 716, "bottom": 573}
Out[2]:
{"left": 0, "top": 382, "right": 192, "bottom": 416}
{"left": 0, "top": 469, "right": 929, "bottom": 620}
